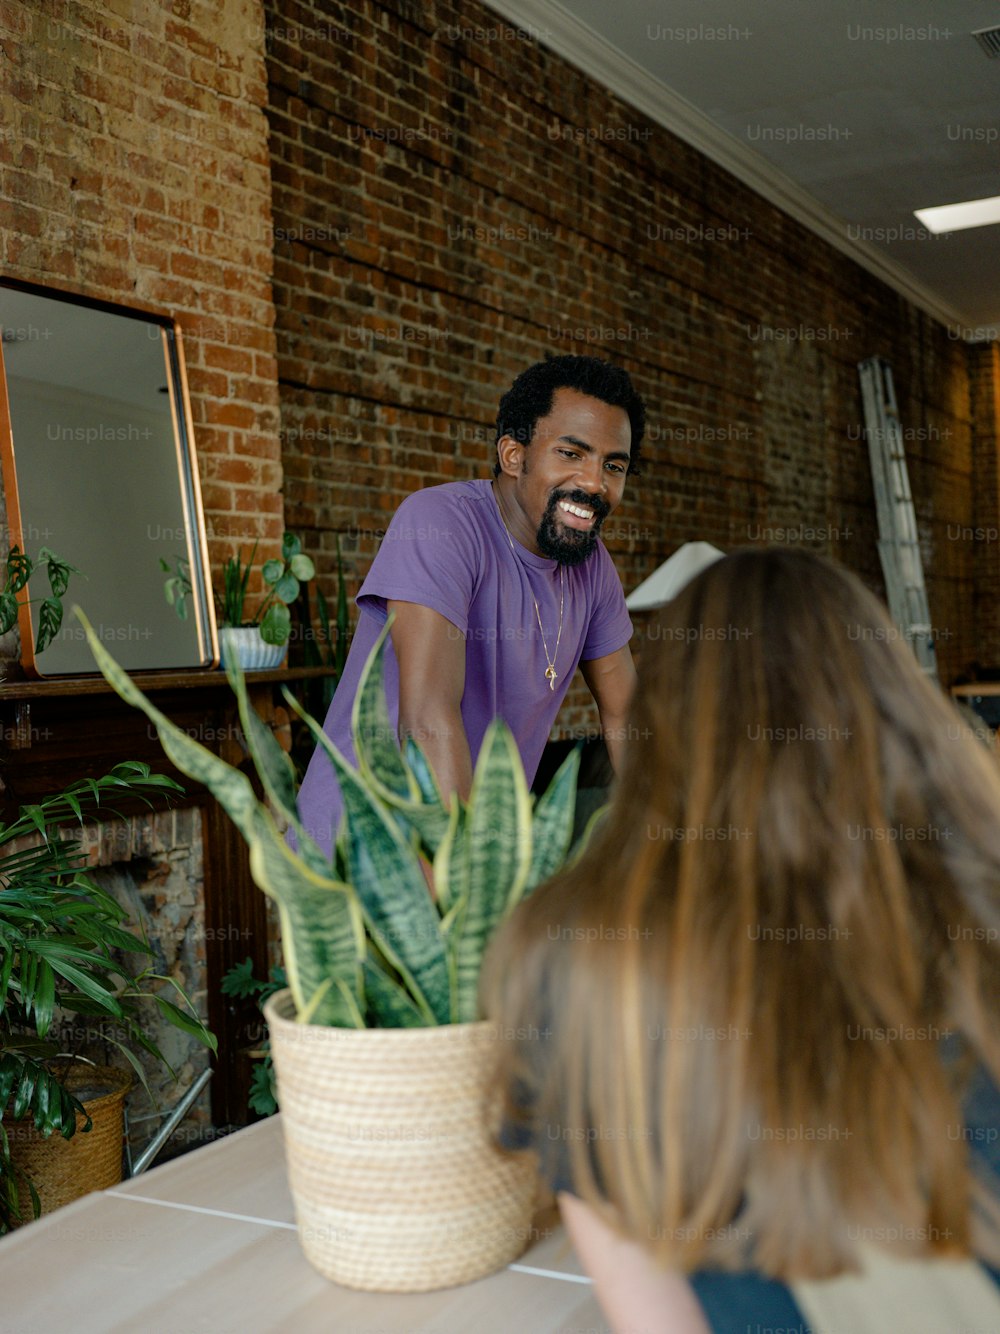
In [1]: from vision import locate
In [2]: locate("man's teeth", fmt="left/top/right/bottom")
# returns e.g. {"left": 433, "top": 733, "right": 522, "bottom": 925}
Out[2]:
{"left": 559, "top": 501, "right": 593, "bottom": 519}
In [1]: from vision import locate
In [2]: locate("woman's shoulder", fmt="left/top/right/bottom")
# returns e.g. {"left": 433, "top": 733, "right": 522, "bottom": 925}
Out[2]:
{"left": 688, "top": 1066, "right": 1000, "bottom": 1332}
{"left": 690, "top": 1250, "right": 1000, "bottom": 1334}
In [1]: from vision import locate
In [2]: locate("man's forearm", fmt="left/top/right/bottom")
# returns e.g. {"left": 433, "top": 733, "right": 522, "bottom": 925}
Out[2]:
{"left": 398, "top": 707, "right": 474, "bottom": 808}
{"left": 600, "top": 712, "right": 629, "bottom": 775}
{"left": 581, "top": 647, "right": 637, "bottom": 777}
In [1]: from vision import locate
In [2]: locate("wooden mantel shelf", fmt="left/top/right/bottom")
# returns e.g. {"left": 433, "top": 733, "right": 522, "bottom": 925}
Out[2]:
{"left": 0, "top": 665, "right": 331, "bottom": 758}
{"left": 0, "top": 664, "right": 331, "bottom": 699}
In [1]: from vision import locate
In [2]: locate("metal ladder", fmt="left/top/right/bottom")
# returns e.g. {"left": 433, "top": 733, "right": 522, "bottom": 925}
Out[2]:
{"left": 857, "top": 357, "right": 938, "bottom": 680}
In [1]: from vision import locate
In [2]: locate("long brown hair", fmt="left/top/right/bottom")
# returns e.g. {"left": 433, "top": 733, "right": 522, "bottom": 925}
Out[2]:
{"left": 482, "top": 548, "right": 1000, "bottom": 1280}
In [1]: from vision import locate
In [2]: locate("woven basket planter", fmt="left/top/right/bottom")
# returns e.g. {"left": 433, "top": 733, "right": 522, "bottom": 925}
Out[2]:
{"left": 264, "top": 989, "right": 538, "bottom": 1292}
{"left": 8, "top": 1061, "right": 131, "bottom": 1225}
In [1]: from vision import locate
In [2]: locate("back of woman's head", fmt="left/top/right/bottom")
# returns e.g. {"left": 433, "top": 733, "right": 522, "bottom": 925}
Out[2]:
{"left": 483, "top": 547, "right": 1000, "bottom": 1280}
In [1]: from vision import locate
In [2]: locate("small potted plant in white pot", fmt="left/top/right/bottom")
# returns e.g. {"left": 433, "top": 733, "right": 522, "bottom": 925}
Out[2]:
{"left": 0, "top": 544, "right": 80, "bottom": 663}
{"left": 217, "top": 532, "right": 315, "bottom": 670}
{"left": 81, "top": 613, "right": 581, "bottom": 1293}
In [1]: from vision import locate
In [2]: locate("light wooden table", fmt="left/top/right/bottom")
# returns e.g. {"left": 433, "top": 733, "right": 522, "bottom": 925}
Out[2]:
{"left": 0, "top": 1115, "right": 609, "bottom": 1333}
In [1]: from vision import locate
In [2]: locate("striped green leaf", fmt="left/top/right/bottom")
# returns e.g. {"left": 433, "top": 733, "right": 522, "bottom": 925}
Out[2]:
{"left": 362, "top": 956, "right": 428, "bottom": 1028}
{"left": 352, "top": 617, "right": 416, "bottom": 802}
{"left": 430, "top": 801, "right": 466, "bottom": 1015}
{"left": 347, "top": 618, "right": 451, "bottom": 852}
{"left": 244, "top": 805, "right": 363, "bottom": 1027}
{"left": 452, "top": 722, "right": 533, "bottom": 1022}
{"left": 378, "top": 795, "right": 450, "bottom": 858}
{"left": 224, "top": 655, "right": 297, "bottom": 820}
{"left": 284, "top": 695, "right": 451, "bottom": 1024}
{"left": 404, "top": 737, "right": 442, "bottom": 806}
{"left": 225, "top": 656, "right": 330, "bottom": 877}
{"left": 432, "top": 800, "right": 466, "bottom": 919}
{"left": 376, "top": 738, "right": 451, "bottom": 855}
{"left": 522, "top": 744, "right": 581, "bottom": 903}
{"left": 332, "top": 751, "right": 450, "bottom": 1025}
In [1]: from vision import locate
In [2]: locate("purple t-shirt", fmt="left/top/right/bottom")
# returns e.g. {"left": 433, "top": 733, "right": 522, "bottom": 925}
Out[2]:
{"left": 294, "top": 479, "right": 632, "bottom": 856}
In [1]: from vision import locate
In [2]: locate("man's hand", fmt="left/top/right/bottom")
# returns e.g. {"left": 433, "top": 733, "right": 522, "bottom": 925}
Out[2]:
{"left": 581, "top": 646, "right": 637, "bottom": 774}
{"left": 387, "top": 600, "right": 473, "bottom": 808}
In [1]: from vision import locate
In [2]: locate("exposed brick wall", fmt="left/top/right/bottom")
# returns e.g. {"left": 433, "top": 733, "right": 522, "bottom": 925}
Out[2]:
{"left": 0, "top": 0, "right": 283, "bottom": 581}
{"left": 266, "top": 0, "right": 979, "bottom": 716}
{"left": 0, "top": 0, "right": 282, "bottom": 1134}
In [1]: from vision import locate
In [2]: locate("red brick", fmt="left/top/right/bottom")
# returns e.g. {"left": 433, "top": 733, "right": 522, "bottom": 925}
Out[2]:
{"left": 204, "top": 455, "right": 261, "bottom": 485}
{"left": 203, "top": 343, "right": 255, "bottom": 375}
{"left": 205, "top": 402, "right": 259, "bottom": 430}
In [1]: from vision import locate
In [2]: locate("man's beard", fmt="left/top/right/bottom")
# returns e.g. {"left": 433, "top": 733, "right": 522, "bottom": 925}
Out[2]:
{"left": 536, "top": 489, "right": 611, "bottom": 566}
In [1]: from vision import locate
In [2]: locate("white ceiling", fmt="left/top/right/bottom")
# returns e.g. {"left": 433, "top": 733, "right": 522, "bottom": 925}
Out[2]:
{"left": 485, "top": 0, "right": 1000, "bottom": 336}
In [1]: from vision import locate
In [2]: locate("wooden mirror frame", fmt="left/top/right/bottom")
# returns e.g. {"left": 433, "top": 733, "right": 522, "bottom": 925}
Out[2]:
{"left": 0, "top": 278, "right": 217, "bottom": 677}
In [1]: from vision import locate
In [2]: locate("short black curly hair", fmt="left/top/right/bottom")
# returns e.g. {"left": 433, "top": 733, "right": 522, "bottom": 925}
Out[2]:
{"left": 493, "top": 355, "right": 645, "bottom": 478}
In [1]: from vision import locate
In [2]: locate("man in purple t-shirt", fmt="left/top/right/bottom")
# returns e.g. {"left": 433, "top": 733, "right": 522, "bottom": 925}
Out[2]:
{"left": 296, "top": 356, "right": 645, "bottom": 857}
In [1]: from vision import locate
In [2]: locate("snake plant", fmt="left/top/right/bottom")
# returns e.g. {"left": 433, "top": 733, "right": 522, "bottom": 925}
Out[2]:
{"left": 82, "top": 614, "right": 580, "bottom": 1029}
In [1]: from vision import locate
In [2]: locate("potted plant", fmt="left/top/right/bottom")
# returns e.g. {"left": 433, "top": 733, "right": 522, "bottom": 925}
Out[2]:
{"left": 81, "top": 613, "right": 581, "bottom": 1293}
{"left": 217, "top": 533, "right": 315, "bottom": 670}
{"left": 0, "top": 763, "right": 218, "bottom": 1232}
{"left": 0, "top": 544, "right": 80, "bottom": 658}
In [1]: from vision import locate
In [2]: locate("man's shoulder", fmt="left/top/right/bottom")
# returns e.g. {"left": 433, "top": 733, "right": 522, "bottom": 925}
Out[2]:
{"left": 385, "top": 481, "right": 492, "bottom": 555}
{"left": 394, "top": 479, "right": 492, "bottom": 522}
{"left": 359, "top": 480, "right": 491, "bottom": 623}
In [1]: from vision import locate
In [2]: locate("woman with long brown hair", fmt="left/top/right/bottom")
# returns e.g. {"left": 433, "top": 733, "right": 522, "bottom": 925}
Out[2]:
{"left": 482, "top": 548, "right": 1000, "bottom": 1332}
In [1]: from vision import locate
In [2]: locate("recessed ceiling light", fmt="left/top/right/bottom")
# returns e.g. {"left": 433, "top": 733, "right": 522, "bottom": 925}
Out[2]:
{"left": 914, "top": 194, "right": 1000, "bottom": 234}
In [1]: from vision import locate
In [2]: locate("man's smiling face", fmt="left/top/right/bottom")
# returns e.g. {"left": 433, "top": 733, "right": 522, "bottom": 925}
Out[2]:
{"left": 498, "top": 387, "right": 632, "bottom": 565}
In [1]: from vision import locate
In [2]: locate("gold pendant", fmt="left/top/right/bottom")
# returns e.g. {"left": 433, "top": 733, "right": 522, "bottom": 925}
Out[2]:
{"left": 545, "top": 665, "right": 557, "bottom": 690}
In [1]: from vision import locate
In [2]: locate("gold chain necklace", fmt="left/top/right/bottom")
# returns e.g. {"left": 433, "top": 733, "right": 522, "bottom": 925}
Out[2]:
{"left": 493, "top": 484, "right": 565, "bottom": 691}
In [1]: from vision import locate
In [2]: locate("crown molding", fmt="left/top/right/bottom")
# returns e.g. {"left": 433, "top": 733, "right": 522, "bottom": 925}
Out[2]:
{"left": 484, "top": 0, "right": 975, "bottom": 335}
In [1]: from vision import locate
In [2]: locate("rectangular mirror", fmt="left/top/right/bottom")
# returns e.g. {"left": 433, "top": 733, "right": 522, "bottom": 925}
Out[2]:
{"left": 0, "top": 279, "right": 217, "bottom": 676}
